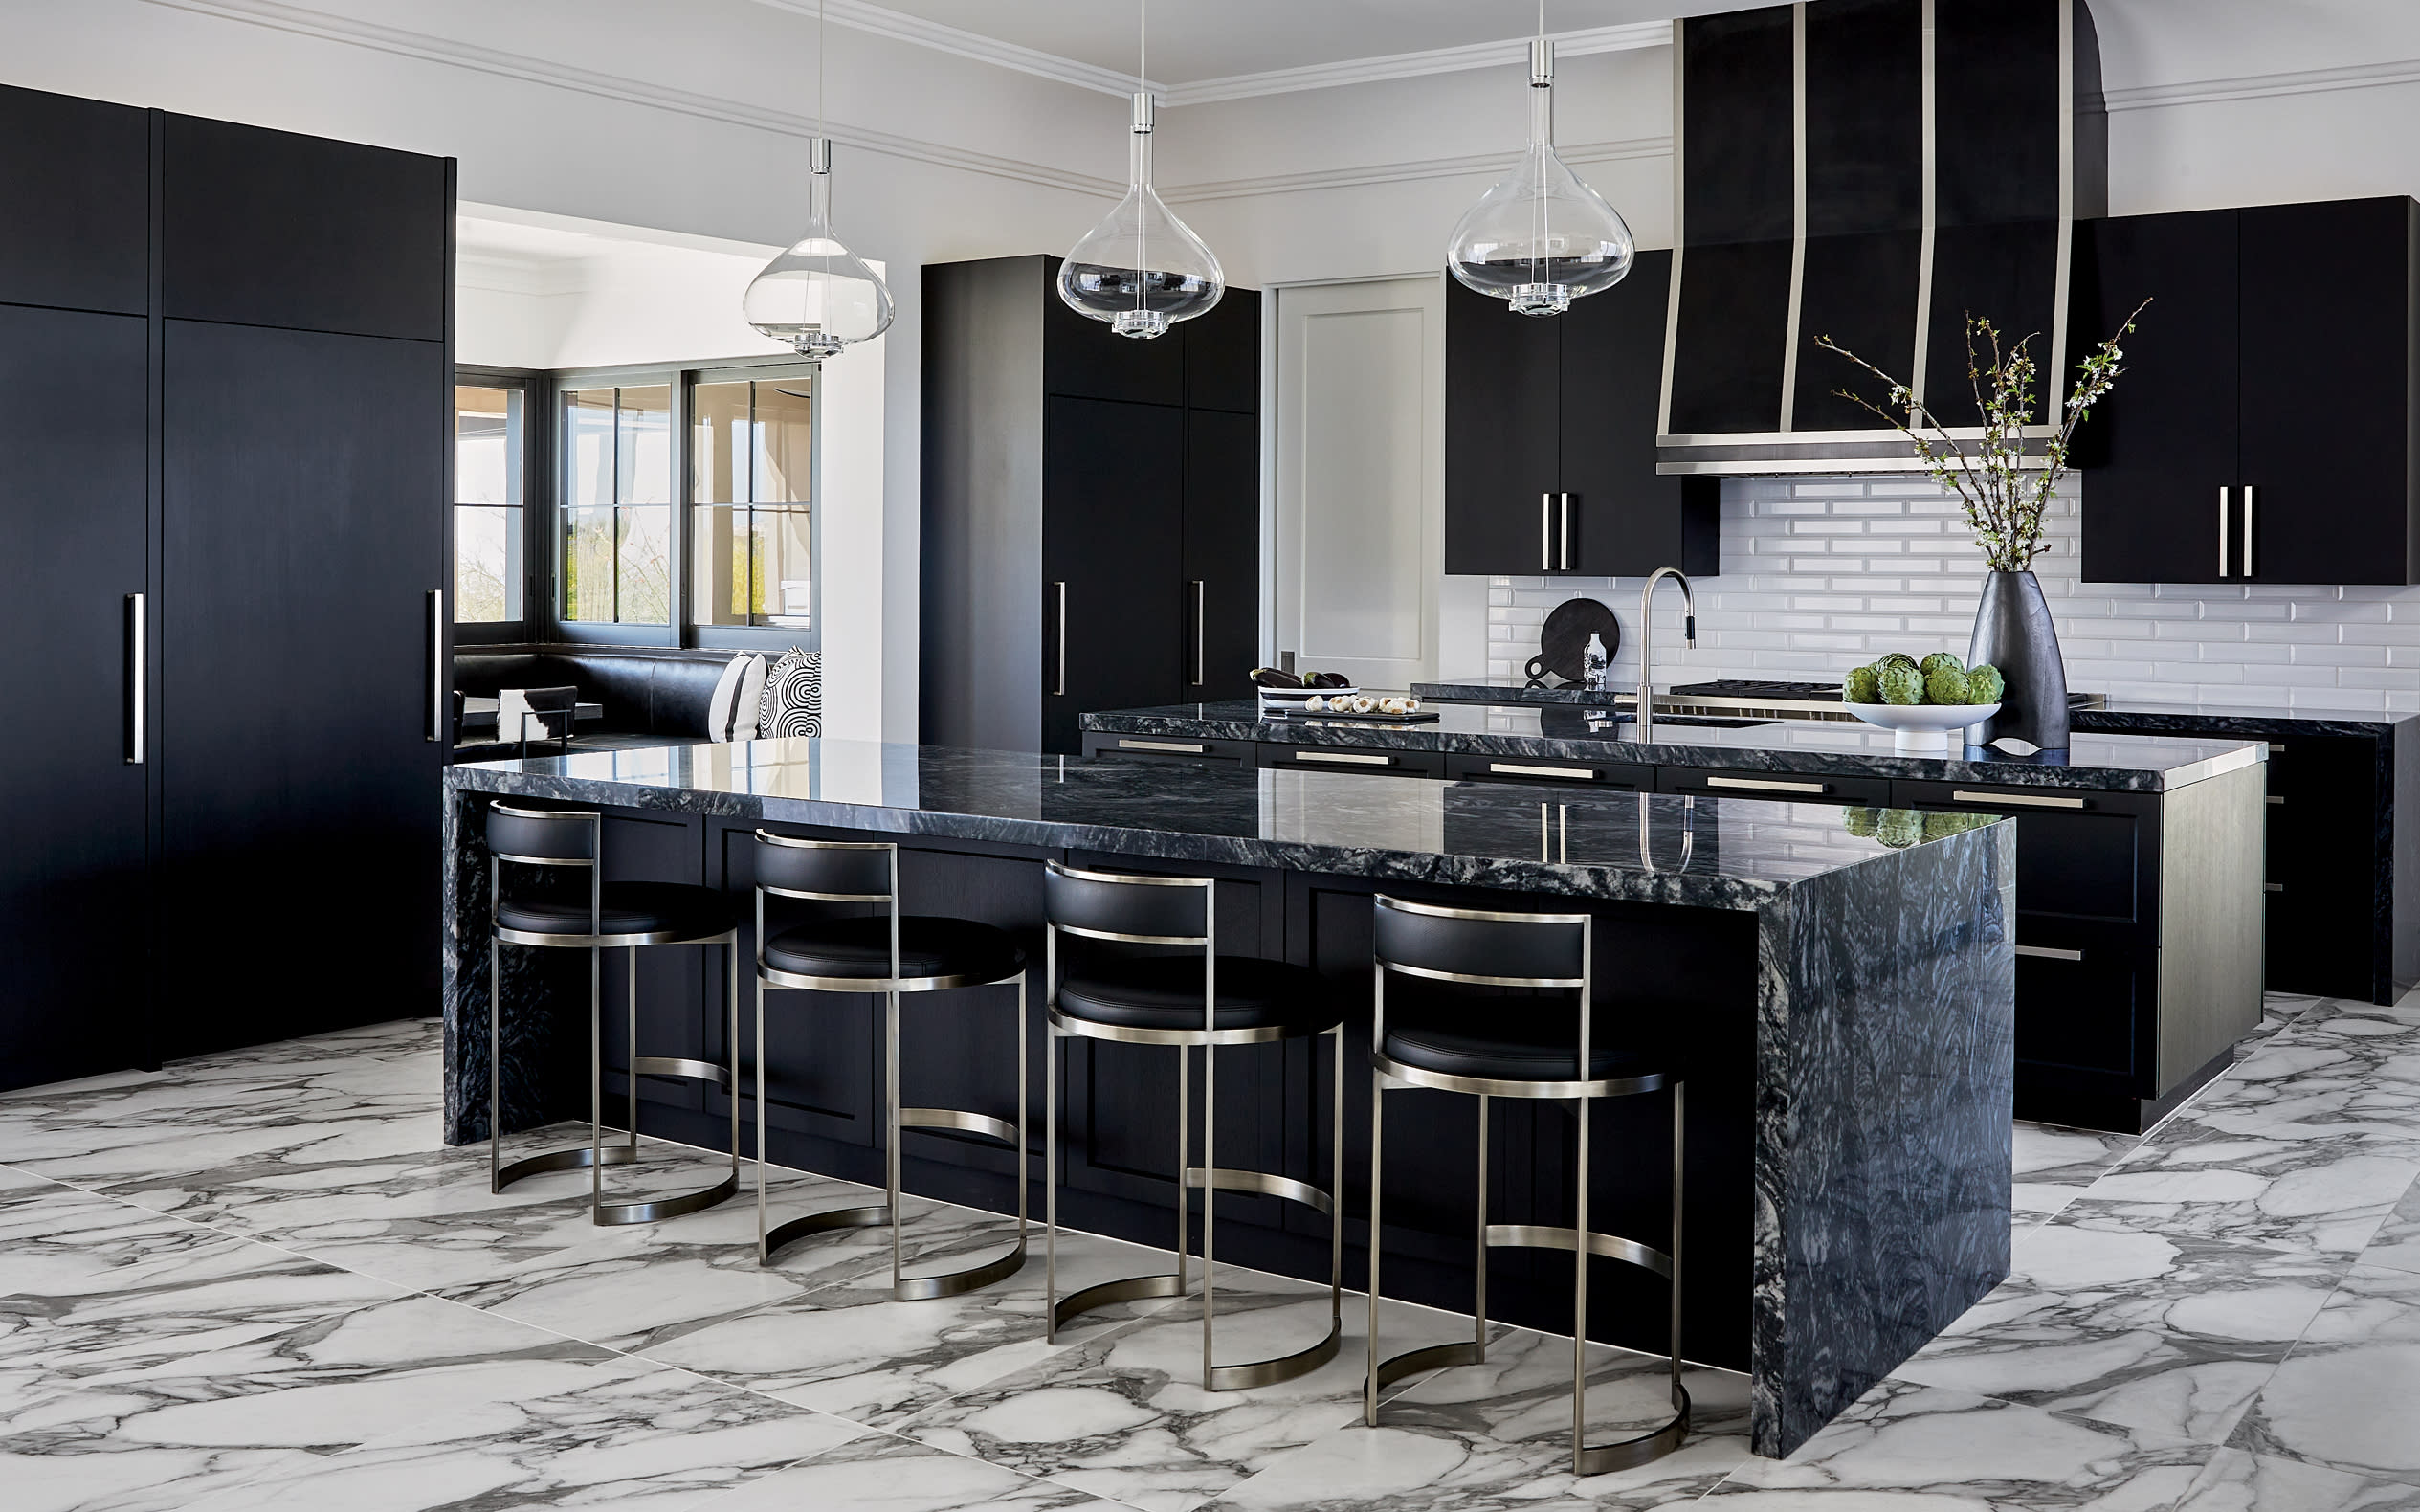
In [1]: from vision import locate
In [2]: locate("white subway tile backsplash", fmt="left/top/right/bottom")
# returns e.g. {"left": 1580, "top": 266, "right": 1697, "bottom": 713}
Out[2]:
{"left": 1474, "top": 476, "right": 2420, "bottom": 712}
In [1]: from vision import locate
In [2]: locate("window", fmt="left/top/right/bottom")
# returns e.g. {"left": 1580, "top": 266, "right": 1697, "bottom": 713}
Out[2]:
{"left": 691, "top": 375, "right": 813, "bottom": 631}
{"left": 561, "top": 384, "right": 673, "bottom": 625}
{"left": 454, "top": 384, "right": 524, "bottom": 623}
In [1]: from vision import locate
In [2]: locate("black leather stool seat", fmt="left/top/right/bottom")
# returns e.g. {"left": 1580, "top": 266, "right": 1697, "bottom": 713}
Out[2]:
{"left": 496, "top": 881, "right": 735, "bottom": 941}
{"left": 1057, "top": 954, "right": 1339, "bottom": 1034}
{"left": 763, "top": 915, "right": 1025, "bottom": 984}
{"left": 1381, "top": 992, "right": 1673, "bottom": 1082}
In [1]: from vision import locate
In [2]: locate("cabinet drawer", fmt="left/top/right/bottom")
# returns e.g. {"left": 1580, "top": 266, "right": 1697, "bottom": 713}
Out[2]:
{"left": 1656, "top": 767, "right": 1892, "bottom": 805}
{"left": 2009, "top": 921, "right": 2154, "bottom": 1093}
{"left": 1081, "top": 733, "right": 1257, "bottom": 768}
{"left": 1892, "top": 779, "right": 2149, "bottom": 923}
{"left": 1260, "top": 745, "right": 1447, "bottom": 779}
{"left": 1445, "top": 753, "right": 1652, "bottom": 789}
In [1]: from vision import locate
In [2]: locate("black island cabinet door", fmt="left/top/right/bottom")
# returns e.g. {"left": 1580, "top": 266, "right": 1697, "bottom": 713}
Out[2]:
{"left": 1041, "top": 396, "right": 1185, "bottom": 754}
{"left": 2077, "top": 208, "right": 2241, "bottom": 585}
{"left": 1444, "top": 275, "right": 1563, "bottom": 574}
{"left": 158, "top": 321, "right": 448, "bottom": 1056}
{"left": 0, "top": 306, "right": 151, "bottom": 1090}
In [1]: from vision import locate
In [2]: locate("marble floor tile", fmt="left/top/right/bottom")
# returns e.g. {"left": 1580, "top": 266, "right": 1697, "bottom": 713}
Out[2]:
{"left": 897, "top": 1284, "right": 1456, "bottom": 1512}
{"left": 2174, "top": 1447, "right": 2420, "bottom": 1511}
{"left": 2015, "top": 1123, "right": 2143, "bottom": 1229}
{"left": 174, "top": 1359, "right": 865, "bottom": 1512}
{"left": 1891, "top": 1226, "right": 2343, "bottom": 1447}
{"left": 687, "top": 1428, "right": 1133, "bottom": 1512}
{"left": 2050, "top": 1124, "right": 2420, "bottom": 1259}
{"left": 1201, "top": 1327, "right": 1754, "bottom": 1512}
{"left": 2360, "top": 1174, "right": 2420, "bottom": 1276}
{"left": 1694, "top": 1378, "right": 2211, "bottom": 1509}
{"left": 2227, "top": 1264, "right": 2420, "bottom": 1489}
{"left": 642, "top": 1216, "right": 1188, "bottom": 1429}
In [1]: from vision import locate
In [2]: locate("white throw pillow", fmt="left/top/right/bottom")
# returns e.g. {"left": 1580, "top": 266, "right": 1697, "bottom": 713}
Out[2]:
{"left": 706, "top": 653, "right": 767, "bottom": 743}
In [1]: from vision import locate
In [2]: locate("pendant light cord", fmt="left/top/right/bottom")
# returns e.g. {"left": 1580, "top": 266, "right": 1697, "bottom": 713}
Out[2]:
{"left": 1136, "top": 0, "right": 1147, "bottom": 315}
{"left": 1533, "top": 0, "right": 1547, "bottom": 285}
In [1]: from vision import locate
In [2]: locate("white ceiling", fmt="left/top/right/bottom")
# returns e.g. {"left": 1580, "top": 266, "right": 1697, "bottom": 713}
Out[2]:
{"left": 834, "top": 1, "right": 1743, "bottom": 86}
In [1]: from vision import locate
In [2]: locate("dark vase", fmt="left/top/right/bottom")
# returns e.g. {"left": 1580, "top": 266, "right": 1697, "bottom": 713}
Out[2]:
{"left": 1966, "top": 569, "right": 2070, "bottom": 752}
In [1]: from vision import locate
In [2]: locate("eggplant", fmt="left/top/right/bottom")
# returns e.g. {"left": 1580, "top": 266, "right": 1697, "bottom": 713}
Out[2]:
{"left": 1308, "top": 671, "right": 1352, "bottom": 689}
{"left": 1250, "top": 667, "right": 1304, "bottom": 689}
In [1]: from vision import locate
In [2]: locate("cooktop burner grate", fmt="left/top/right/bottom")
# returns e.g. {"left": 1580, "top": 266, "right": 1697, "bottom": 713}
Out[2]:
{"left": 1666, "top": 679, "right": 1843, "bottom": 700}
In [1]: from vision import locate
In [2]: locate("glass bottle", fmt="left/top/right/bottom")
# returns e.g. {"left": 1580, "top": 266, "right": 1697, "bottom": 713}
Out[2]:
{"left": 1583, "top": 630, "right": 1610, "bottom": 690}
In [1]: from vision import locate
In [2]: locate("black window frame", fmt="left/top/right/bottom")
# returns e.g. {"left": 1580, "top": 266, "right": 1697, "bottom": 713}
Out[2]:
{"left": 452, "top": 364, "right": 545, "bottom": 647}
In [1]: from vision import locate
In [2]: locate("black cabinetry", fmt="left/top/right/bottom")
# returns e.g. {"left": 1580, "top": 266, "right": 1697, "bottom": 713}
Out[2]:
{"left": 0, "top": 83, "right": 453, "bottom": 1090}
{"left": 923, "top": 255, "right": 1261, "bottom": 755}
{"left": 2081, "top": 197, "right": 2420, "bottom": 586}
{"left": 1445, "top": 253, "right": 1717, "bottom": 577}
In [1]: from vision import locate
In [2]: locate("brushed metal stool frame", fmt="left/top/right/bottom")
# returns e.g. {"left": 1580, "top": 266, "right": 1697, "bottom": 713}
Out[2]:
{"left": 752, "top": 832, "right": 1028, "bottom": 1301}
{"left": 1042, "top": 860, "right": 1344, "bottom": 1391}
{"left": 485, "top": 803, "right": 742, "bottom": 1226}
{"left": 1365, "top": 894, "right": 1688, "bottom": 1477}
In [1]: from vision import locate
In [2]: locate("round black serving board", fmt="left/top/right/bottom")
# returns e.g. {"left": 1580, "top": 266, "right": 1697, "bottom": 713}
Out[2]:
{"left": 1525, "top": 597, "right": 1621, "bottom": 684}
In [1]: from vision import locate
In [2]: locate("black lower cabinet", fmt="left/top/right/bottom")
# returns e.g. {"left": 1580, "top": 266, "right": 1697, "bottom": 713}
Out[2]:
{"left": 0, "top": 305, "right": 151, "bottom": 1090}
{"left": 157, "top": 321, "right": 447, "bottom": 1058}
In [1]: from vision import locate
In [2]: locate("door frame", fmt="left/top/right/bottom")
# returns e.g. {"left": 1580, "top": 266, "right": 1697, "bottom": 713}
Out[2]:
{"left": 1265, "top": 271, "right": 1447, "bottom": 690}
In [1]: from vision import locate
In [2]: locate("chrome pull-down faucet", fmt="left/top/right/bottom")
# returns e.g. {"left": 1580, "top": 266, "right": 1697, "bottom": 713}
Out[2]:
{"left": 1634, "top": 567, "right": 1696, "bottom": 745}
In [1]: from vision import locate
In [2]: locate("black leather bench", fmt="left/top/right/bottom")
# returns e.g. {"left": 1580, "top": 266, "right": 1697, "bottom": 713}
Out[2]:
{"left": 454, "top": 648, "right": 742, "bottom": 761}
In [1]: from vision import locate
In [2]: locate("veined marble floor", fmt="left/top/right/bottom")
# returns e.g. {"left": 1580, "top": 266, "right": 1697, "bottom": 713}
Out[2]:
{"left": 2, "top": 989, "right": 2417, "bottom": 1511}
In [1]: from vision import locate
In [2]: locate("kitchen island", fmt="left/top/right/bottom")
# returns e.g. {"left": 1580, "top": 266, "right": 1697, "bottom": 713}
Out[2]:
{"left": 1083, "top": 700, "right": 2267, "bottom": 1133}
{"left": 445, "top": 739, "right": 2014, "bottom": 1458}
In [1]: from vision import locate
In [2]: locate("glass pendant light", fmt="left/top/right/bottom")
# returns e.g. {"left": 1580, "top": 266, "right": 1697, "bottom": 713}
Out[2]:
{"left": 1445, "top": 6, "right": 1633, "bottom": 317}
{"left": 1057, "top": 0, "right": 1223, "bottom": 340}
{"left": 744, "top": 0, "right": 894, "bottom": 360}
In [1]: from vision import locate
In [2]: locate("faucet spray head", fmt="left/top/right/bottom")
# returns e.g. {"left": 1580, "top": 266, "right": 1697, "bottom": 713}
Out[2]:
{"left": 1684, "top": 613, "right": 1698, "bottom": 648}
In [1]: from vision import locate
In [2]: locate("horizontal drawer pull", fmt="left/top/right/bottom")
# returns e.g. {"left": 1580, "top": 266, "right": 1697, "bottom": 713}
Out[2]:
{"left": 2268, "top": 743, "right": 2287, "bottom": 754}
{"left": 1295, "top": 750, "right": 1394, "bottom": 767}
{"left": 1703, "top": 776, "right": 1828, "bottom": 794}
{"left": 2013, "top": 944, "right": 2085, "bottom": 962}
{"left": 2265, "top": 882, "right": 2285, "bottom": 894}
{"left": 2267, "top": 794, "right": 2284, "bottom": 806}
{"left": 1489, "top": 762, "right": 1599, "bottom": 781}
{"left": 1952, "top": 789, "right": 2087, "bottom": 810}
{"left": 1119, "top": 739, "right": 1209, "bottom": 754}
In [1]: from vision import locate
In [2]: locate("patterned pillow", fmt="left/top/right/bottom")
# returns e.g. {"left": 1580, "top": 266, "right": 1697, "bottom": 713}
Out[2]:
{"left": 760, "top": 648, "right": 822, "bottom": 738}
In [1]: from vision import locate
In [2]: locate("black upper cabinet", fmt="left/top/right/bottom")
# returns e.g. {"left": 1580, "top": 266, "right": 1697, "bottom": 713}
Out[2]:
{"left": 1447, "top": 255, "right": 1719, "bottom": 578}
{"left": 1041, "top": 262, "right": 1185, "bottom": 406}
{"left": 163, "top": 114, "right": 449, "bottom": 341}
{"left": 0, "top": 86, "right": 150, "bottom": 315}
{"left": 2082, "top": 196, "right": 2420, "bottom": 586}
{"left": 1186, "top": 288, "right": 1261, "bottom": 412}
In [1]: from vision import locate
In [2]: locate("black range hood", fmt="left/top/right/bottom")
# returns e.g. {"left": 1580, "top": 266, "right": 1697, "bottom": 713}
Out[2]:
{"left": 1655, "top": 0, "right": 2106, "bottom": 475}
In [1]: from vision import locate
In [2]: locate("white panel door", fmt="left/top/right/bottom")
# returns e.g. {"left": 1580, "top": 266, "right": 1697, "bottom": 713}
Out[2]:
{"left": 1274, "top": 276, "right": 1442, "bottom": 693}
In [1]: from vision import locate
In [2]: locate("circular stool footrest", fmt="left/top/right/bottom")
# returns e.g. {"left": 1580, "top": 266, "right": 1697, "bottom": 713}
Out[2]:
{"left": 899, "top": 1106, "right": 1019, "bottom": 1145}
{"left": 1485, "top": 1222, "right": 1674, "bottom": 1279}
{"left": 1184, "top": 1166, "right": 1334, "bottom": 1216}
{"left": 1206, "top": 1312, "right": 1342, "bottom": 1391}
{"left": 1052, "top": 1271, "right": 1187, "bottom": 1335}
{"left": 633, "top": 1055, "right": 733, "bottom": 1090}
{"left": 1573, "top": 1384, "right": 1692, "bottom": 1476}
{"left": 762, "top": 1203, "right": 893, "bottom": 1264}
{"left": 1370, "top": 1338, "right": 1486, "bottom": 1398}
{"left": 895, "top": 1234, "right": 1027, "bottom": 1301}
{"left": 494, "top": 1141, "right": 637, "bottom": 1192}
{"left": 595, "top": 1170, "right": 739, "bottom": 1227}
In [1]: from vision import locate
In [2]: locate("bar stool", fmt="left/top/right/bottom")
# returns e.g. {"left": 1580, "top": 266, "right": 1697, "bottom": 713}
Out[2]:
{"left": 1365, "top": 893, "right": 1687, "bottom": 1476}
{"left": 751, "top": 831, "right": 1030, "bottom": 1301}
{"left": 1043, "top": 860, "right": 1344, "bottom": 1390}
{"left": 485, "top": 801, "right": 742, "bottom": 1224}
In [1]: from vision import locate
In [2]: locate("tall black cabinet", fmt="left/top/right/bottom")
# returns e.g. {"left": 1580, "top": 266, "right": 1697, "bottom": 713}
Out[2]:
{"left": 922, "top": 255, "right": 1260, "bottom": 755}
{"left": 0, "top": 85, "right": 453, "bottom": 1088}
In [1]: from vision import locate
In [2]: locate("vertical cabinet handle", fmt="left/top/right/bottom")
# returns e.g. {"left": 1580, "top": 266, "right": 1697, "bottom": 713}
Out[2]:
{"left": 1559, "top": 493, "right": 1572, "bottom": 570}
{"left": 1189, "top": 579, "right": 1206, "bottom": 687}
{"left": 2217, "top": 486, "right": 2231, "bottom": 577}
{"left": 425, "top": 589, "right": 445, "bottom": 742}
{"left": 124, "top": 592, "right": 145, "bottom": 765}
{"left": 1541, "top": 493, "right": 1552, "bottom": 572}
{"left": 2242, "top": 485, "right": 2255, "bottom": 578}
{"left": 1052, "top": 582, "right": 1068, "bottom": 696}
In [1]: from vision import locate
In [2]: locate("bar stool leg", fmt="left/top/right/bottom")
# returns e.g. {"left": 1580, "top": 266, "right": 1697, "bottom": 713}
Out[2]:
{"left": 1045, "top": 1016, "right": 1059, "bottom": 1336}
{"left": 1365, "top": 1061, "right": 1383, "bottom": 1427}
{"left": 756, "top": 971, "right": 768, "bottom": 1263}
{"left": 727, "top": 939, "right": 742, "bottom": 1188}
{"left": 1202, "top": 1039, "right": 1217, "bottom": 1388}
{"left": 626, "top": 945, "right": 639, "bottom": 1162}
{"left": 1016, "top": 974, "right": 1030, "bottom": 1242}
{"left": 1573, "top": 1087, "right": 1591, "bottom": 1476}
{"left": 488, "top": 927, "right": 502, "bottom": 1193}
{"left": 887, "top": 989, "right": 904, "bottom": 1292}
{"left": 1476, "top": 1093, "right": 1490, "bottom": 1356}
{"left": 1329, "top": 1023, "right": 1344, "bottom": 1340}
{"left": 1175, "top": 1043, "right": 1189, "bottom": 1295}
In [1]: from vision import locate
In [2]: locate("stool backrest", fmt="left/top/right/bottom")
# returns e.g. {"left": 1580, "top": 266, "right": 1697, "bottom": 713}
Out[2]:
{"left": 1043, "top": 860, "right": 1210, "bottom": 945}
{"left": 487, "top": 802, "right": 599, "bottom": 865}
{"left": 1372, "top": 894, "right": 1587, "bottom": 989}
{"left": 753, "top": 831, "right": 895, "bottom": 901}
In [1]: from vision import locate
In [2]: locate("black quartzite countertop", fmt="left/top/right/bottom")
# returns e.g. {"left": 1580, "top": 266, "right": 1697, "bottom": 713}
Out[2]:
{"left": 1083, "top": 700, "right": 2266, "bottom": 793}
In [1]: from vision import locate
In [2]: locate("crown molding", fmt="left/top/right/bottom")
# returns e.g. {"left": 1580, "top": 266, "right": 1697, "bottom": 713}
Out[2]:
{"left": 2103, "top": 55, "right": 2420, "bottom": 113}
{"left": 143, "top": 0, "right": 1121, "bottom": 198}
{"left": 1166, "top": 134, "right": 1674, "bottom": 206}
{"left": 752, "top": 0, "right": 1149, "bottom": 100}
{"left": 1164, "top": 22, "right": 1675, "bottom": 108}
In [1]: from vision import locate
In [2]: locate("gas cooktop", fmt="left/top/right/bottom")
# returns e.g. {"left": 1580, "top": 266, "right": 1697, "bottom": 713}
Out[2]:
{"left": 1668, "top": 679, "right": 1846, "bottom": 701}
{"left": 1657, "top": 679, "right": 2101, "bottom": 721}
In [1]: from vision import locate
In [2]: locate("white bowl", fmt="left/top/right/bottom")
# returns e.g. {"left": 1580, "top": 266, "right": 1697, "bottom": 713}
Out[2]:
{"left": 1844, "top": 701, "right": 2002, "bottom": 753}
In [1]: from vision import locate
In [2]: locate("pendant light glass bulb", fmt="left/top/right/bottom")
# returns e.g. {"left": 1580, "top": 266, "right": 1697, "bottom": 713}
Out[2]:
{"left": 1057, "top": 92, "right": 1223, "bottom": 340}
{"left": 1446, "top": 39, "right": 1633, "bottom": 317}
{"left": 744, "top": 138, "right": 895, "bottom": 361}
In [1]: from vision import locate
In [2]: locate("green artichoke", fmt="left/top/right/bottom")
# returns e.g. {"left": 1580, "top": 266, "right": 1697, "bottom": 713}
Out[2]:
{"left": 1924, "top": 666, "right": 1972, "bottom": 705}
{"left": 1842, "top": 806, "right": 1878, "bottom": 838}
{"left": 1844, "top": 665, "right": 1881, "bottom": 703}
{"left": 1874, "top": 652, "right": 1919, "bottom": 677}
{"left": 1878, "top": 663, "right": 1924, "bottom": 705}
{"left": 1923, "top": 811, "right": 1974, "bottom": 841}
{"left": 1876, "top": 809, "right": 1924, "bottom": 849}
{"left": 1965, "top": 664, "right": 2006, "bottom": 704}
{"left": 1920, "top": 652, "right": 1965, "bottom": 677}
